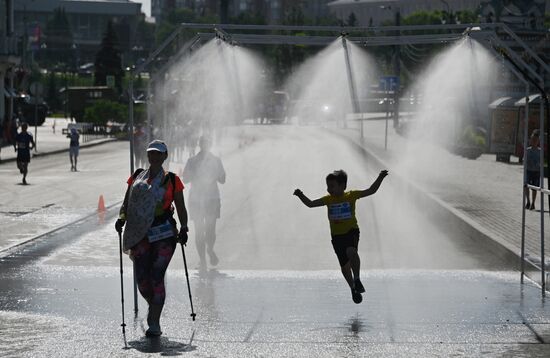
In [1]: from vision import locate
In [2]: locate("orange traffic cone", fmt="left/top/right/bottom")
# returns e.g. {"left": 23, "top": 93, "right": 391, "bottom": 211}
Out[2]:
{"left": 98, "top": 195, "right": 106, "bottom": 212}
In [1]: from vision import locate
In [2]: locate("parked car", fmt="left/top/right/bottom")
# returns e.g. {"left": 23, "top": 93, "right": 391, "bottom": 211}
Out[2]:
{"left": 257, "top": 91, "right": 290, "bottom": 124}
{"left": 15, "top": 94, "right": 48, "bottom": 126}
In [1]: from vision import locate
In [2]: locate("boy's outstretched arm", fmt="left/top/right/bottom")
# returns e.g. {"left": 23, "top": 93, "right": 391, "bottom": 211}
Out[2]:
{"left": 359, "top": 170, "right": 389, "bottom": 198}
{"left": 293, "top": 189, "right": 325, "bottom": 208}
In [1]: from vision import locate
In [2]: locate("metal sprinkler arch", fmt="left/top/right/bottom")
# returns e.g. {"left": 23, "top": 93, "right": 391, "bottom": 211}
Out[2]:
{"left": 125, "top": 22, "right": 549, "bottom": 299}
{"left": 130, "top": 21, "right": 548, "bottom": 143}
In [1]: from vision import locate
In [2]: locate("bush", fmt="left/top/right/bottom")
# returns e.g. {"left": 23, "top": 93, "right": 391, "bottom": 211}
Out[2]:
{"left": 461, "top": 125, "right": 486, "bottom": 148}
{"left": 84, "top": 100, "right": 127, "bottom": 126}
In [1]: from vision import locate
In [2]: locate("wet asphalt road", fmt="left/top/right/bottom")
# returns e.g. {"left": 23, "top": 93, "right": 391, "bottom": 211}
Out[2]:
{"left": 0, "top": 125, "right": 549, "bottom": 357}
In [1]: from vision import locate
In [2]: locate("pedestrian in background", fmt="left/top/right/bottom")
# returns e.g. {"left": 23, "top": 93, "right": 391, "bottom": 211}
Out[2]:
{"left": 14, "top": 122, "right": 35, "bottom": 185}
{"left": 524, "top": 129, "right": 541, "bottom": 211}
{"left": 68, "top": 127, "right": 80, "bottom": 171}
{"left": 182, "top": 135, "right": 226, "bottom": 272}
{"left": 115, "top": 139, "right": 189, "bottom": 337}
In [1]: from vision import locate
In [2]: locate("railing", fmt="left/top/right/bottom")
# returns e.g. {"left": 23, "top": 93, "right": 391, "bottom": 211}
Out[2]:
{"left": 520, "top": 85, "right": 548, "bottom": 295}
{"left": 62, "top": 123, "right": 117, "bottom": 143}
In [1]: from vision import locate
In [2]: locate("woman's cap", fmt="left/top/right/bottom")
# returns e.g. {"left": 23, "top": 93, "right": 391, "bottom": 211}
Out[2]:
{"left": 147, "top": 140, "right": 168, "bottom": 153}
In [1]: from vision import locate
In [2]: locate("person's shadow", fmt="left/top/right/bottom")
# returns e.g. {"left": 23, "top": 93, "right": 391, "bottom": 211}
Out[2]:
{"left": 128, "top": 336, "right": 196, "bottom": 355}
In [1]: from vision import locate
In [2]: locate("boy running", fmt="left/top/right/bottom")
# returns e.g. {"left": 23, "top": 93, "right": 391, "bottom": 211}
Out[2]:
{"left": 293, "top": 169, "right": 388, "bottom": 304}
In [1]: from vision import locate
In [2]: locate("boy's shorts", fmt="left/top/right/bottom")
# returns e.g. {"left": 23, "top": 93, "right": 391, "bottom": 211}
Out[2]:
{"left": 331, "top": 228, "right": 360, "bottom": 267}
{"left": 69, "top": 146, "right": 79, "bottom": 157}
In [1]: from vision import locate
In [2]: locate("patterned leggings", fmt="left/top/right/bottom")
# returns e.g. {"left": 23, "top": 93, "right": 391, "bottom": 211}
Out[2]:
{"left": 130, "top": 237, "right": 177, "bottom": 305}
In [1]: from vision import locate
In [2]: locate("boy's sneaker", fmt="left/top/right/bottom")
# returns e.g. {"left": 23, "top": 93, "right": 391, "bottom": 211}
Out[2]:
{"left": 145, "top": 323, "right": 162, "bottom": 337}
{"left": 351, "top": 288, "right": 362, "bottom": 304}
{"left": 354, "top": 279, "right": 365, "bottom": 293}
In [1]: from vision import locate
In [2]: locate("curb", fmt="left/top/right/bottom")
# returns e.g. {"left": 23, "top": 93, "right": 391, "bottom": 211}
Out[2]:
{"left": 332, "top": 129, "right": 548, "bottom": 290}
{"left": 0, "top": 137, "right": 118, "bottom": 165}
{"left": 0, "top": 202, "right": 121, "bottom": 258}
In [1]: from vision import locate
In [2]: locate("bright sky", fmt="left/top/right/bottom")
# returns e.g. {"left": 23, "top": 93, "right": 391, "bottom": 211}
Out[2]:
{"left": 134, "top": 0, "right": 151, "bottom": 17}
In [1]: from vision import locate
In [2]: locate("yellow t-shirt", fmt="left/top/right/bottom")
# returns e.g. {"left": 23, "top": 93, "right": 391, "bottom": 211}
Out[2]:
{"left": 322, "top": 190, "right": 362, "bottom": 236}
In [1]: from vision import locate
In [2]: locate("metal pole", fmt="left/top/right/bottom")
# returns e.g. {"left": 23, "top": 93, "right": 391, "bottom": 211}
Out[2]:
{"left": 34, "top": 102, "right": 38, "bottom": 152}
{"left": 539, "top": 93, "right": 546, "bottom": 295}
{"left": 146, "top": 80, "right": 152, "bottom": 144}
{"left": 8, "top": 70, "right": 14, "bottom": 122}
{"left": 341, "top": 37, "right": 361, "bottom": 136}
{"left": 521, "top": 85, "right": 529, "bottom": 283}
{"left": 162, "top": 73, "right": 167, "bottom": 141}
{"left": 393, "top": 10, "right": 401, "bottom": 129}
{"left": 230, "top": 46, "right": 245, "bottom": 125}
{"left": 129, "top": 76, "right": 135, "bottom": 175}
{"left": 385, "top": 82, "right": 389, "bottom": 150}
{"left": 128, "top": 75, "right": 138, "bottom": 312}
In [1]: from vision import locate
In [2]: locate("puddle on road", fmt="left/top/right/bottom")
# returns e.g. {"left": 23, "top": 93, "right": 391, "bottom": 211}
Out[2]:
{"left": 0, "top": 310, "right": 66, "bottom": 357}
{"left": 41, "top": 218, "right": 120, "bottom": 267}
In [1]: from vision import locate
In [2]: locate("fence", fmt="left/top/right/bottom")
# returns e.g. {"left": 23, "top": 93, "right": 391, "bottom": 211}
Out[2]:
{"left": 62, "top": 122, "right": 121, "bottom": 143}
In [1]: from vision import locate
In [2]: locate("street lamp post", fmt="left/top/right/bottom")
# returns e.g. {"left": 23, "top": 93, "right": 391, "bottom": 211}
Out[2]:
{"left": 380, "top": 5, "right": 401, "bottom": 128}
{"left": 439, "top": 0, "right": 452, "bottom": 24}
{"left": 394, "top": 9, "right": 400, "bottom": 128}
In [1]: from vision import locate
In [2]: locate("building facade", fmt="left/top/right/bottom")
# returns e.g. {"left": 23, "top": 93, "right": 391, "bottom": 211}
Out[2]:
{"left": 328, "top": 0, "right": 483, "bottom": 26}
{"left": 1, "top": 0, "right": 20, "bottom": 127}
{"left": 328, "top": 0, "right": 549, "bottom": 28}
{"left": 152, "top": 0, "right": 334, "bottom": 24}
{"left": 13, "top": 0, "right": 142, "bottom": 65}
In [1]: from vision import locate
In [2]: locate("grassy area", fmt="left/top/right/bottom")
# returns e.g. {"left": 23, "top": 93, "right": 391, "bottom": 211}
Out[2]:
{"left": 49, "top": 113, "right": 68, "bottom": 118}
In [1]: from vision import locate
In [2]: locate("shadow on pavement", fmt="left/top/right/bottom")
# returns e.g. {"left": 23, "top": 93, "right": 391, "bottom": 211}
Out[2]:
{"left": 128, "top": 336, "right": 196, "bottom": 354}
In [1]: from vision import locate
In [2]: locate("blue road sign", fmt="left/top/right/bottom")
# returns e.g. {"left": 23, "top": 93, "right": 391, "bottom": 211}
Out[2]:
{"left": 379, "top": 76, "right": 400, "bottom": 92}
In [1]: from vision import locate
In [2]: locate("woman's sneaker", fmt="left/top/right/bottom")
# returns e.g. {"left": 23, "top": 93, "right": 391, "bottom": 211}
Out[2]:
{"left": 354, "top": 279, "right": 365, "bottom": 293}
{"left": 351, "top": 288, "right": 362, "bottom": 304}
{"left": 146, "top": 323, "right": 162, "bottom": 337}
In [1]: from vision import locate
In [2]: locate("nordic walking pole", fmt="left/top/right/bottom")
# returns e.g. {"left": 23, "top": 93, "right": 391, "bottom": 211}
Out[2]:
{"left": 180, "top": 242, "right": 196, "bottom": 321}
{"left": 117, "top": 231, "right": 127, "bottom": 335}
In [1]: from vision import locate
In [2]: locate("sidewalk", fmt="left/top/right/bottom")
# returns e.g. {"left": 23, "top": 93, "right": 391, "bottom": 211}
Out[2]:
{"left": 0, "top": 118, "right": 116, "bottom": 164}
{"left": 337, "top": 118, "right": 550, "bottom": 273}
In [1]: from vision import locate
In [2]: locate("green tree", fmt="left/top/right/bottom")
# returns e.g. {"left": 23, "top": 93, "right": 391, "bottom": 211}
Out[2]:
{"left": 132, "top": 17, "right": 156, "bottom": 64}
{"left": 83, "top": 99, "right": 127, "bottom": 125}
{"left": 455, "top": 10, "right": 479, "bottom": 24}
{"left": 229, "top": 11, "right": 267, "bottom": 25}
{"left": 43, "top": 8, "right": 74, "bottom": 69}
{"left": 347, "top": 12, "right": 358, "bottom": 27}
{"left": 94, "top": 21, "right": 124, "bottom": 92}
{"left": 220, "top": 0, "right": 229, "bottom": 23}
{"left": 45, "top": 72, "right": 60, "bottom": 111}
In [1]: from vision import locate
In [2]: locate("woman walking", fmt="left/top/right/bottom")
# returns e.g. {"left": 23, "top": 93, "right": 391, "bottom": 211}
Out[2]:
{"left": 115, "top": 139, "right": 189, "bottom": 337}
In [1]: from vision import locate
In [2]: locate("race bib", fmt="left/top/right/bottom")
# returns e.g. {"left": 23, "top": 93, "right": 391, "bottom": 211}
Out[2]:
{"left": 147, "top": 220, "right": 175, "bottom": 243}
{"left": 328, "top": 202, "right": 352, "bottom": 220}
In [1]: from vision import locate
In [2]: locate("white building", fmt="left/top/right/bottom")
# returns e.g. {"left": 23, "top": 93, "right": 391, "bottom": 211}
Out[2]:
{"left": 1, "top": 0, "right": 19, "bottom": 126}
